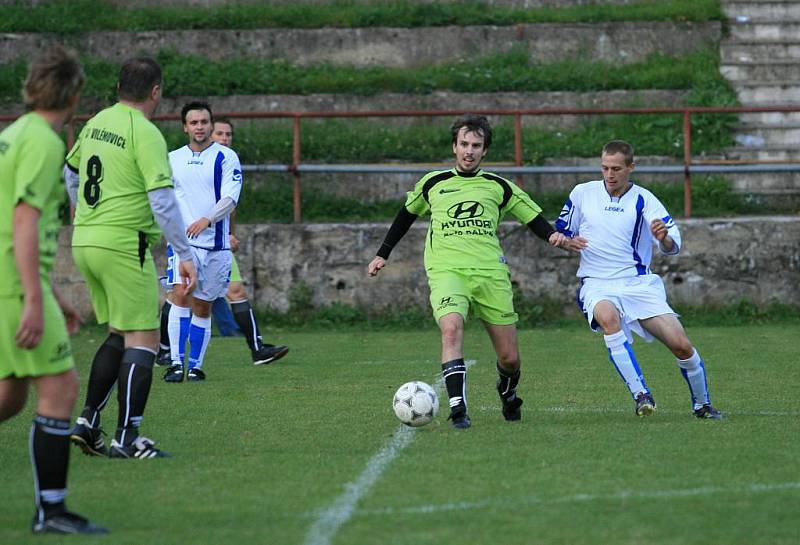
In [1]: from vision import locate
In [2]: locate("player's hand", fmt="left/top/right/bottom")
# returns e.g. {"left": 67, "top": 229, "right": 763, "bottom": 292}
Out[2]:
{"left": 16, "top": 298, "right": 44, "bottom": 349}
{"left": 553, "top": 234, "right": 588, "bottom": 253}
{"left": 179, "top": 259, "right": 198, "bottom": 294}
{"left": 229, "top": 234, "right": 240, "bottom": 252}
{"left": 650, "top": 218, "right": 668, "bottom": 241}
{"left": 186, "top": 218, "right": 211, "bottom": 239}
{"left": 367, "top": 256, "right": 386, "bottom": 277}
{"left": 58, "top": 299, "right": 82, "bottom": 335}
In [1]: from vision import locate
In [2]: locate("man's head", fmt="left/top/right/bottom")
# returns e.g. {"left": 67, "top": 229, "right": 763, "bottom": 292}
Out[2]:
{"left": 117, "top": 57, "right": 162, "bottom": 105}
{"left": 450, "top": 114, "right": 492, "bottom": 173}
{"left": 600, "top": 139, "right": 635, "bottom": 195}
{"left": 23, "top": 46, "right": 84, "bottom": 113}
{"left": 181, "top": 101, "right": 213, "bottom": 148}
{"left": 212, "top": 117, "right": 233, "bottom": 147}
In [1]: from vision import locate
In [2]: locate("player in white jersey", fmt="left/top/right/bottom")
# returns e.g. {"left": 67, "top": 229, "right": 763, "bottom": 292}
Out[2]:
{"left": 556, "top": 140, "right": 722, "bottom": 419}
{"left": 163, "top": 102, "right": 242, "bottom": 382}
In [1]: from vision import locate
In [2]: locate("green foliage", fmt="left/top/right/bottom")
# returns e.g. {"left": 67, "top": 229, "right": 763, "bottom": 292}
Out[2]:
{"left": 0, "top": 0, "right": 723, "bottom": 33}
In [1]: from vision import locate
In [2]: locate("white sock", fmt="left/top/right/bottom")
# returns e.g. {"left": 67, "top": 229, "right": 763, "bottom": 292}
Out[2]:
{"left": 604, "top": 330, "right": 649, "bottom": 398}
{"left": 678, "top": 348, "right": 710, "bottom": 410}
{"left": 168, "top": 304, "right": 191, "bottom": 365}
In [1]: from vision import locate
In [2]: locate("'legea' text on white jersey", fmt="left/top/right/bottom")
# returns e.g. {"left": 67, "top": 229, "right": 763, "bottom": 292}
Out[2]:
{"left": 555, "top": 180, "right": 681, "bottom": 279}
{"left": 169, "top": 142, "right": 242, "bottom": 250}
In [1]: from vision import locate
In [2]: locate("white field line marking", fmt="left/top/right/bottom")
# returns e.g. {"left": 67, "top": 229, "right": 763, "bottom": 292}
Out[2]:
{"left": 352, "top": 481, "right": 800, "bottom": 517}
{"left": 474, "top": 405, "right": 800, "bottom": 417}
{"left": 303, "top": 360, "right": 477, "bottom": 545}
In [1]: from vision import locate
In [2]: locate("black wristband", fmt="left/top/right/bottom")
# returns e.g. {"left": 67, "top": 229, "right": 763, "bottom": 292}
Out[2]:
{"left": 526, "top": 214, "right": 556, "bottom": 242}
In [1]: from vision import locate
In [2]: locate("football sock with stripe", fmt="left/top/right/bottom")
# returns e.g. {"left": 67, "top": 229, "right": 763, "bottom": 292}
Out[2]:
{"left": 159, "top": 300, "right": 172, "bottom": 351}
{"left": 442, "top": 359, "right": 467, "bottom": 415}
{"left": 79, "top": 332, "right": 124, "bottom": 427}
{"left": 31, "top": 415, "right": 71, "bottom": 517}
{"left": 496, "top": 361, "right": 521, "bottom": 403}
{"left": 678, "top": 348, "right": 711, "bottom": 410}
{"left": 116, "top": 348, "right": 154, "bottom": 447}
{"left": 231, "top": 300, "right": 262, "bottom": 351}
{"left": 604, "top": 330, "right": 649, "bottom": 398}
{"left": 188, "top": 315, "right": 212, "bottom": 370}
{"left": 168, "top": 304, "right": 191, "bottom": 365}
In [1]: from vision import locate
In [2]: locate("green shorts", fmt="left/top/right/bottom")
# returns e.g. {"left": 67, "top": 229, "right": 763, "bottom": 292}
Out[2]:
{"left": 73, "top": 246, "right": 160, "bottom": 331}
{"left": 427, "top": 268, "right": 518, "bottom": 325}
{"left": 230, "top": 254, "right": 242, "bottom": 283}
{"left": 0, "top": 285, "right": 74, "bottom": 379}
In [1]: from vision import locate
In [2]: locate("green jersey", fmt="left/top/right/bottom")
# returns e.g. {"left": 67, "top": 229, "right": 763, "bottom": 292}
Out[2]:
{"left": 66, "top": 102, "right": 172, "bottom": 255}
{"left": 405, "top": 168, "right": 543, "bottom": 271}
{"left": 0, "top": 112, "right": 66, "bottom": 297}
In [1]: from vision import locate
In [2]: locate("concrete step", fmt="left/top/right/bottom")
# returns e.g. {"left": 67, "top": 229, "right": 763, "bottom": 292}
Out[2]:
{"left": 724, "top": 145, "right": 800, "bottom": 161}
{"left": 734, "top": 82, "right": 800, "bottom": 103}
{"left": 723, "top": 1, "right": 800, "bottom": 20}
{"left": 738, "top": 109, "right": 800, "bottom": 125}
{"left": 722, "top": 42, "right": 800, "bottom": 62}
{"left": 720, "top": 60, "right": 800, "bottom": 82}
{"left": 0, "top": 21, "right": 721, "bottom": 65}
{"left": 729, "top": 21, "right": 800, "bottom": 41}
{"left": 734, "top": 125, "right": 800, "bottom": 146}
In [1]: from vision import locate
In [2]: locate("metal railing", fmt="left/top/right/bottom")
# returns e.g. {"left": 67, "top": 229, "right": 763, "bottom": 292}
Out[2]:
{"left": 5, "top": 105, "right": 798, "bottom": 222}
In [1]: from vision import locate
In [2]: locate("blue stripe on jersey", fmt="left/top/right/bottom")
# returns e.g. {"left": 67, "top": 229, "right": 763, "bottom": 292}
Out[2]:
{"left": 166, "top": 244, "right": 175, "bottom": 283}
{"left": 555, "top": 198, "right": 574, "bottom": 236}
{"left": 630, "top": 195, "right": 647, "bottom": 275}
{"left": 213, "top": 151, "right": 224, "bottom": 250}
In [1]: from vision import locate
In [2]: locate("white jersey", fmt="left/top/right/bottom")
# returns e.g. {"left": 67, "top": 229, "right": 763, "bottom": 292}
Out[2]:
{"left": 555, "top": 180, "right": 681, "bottom": 279}
{"left": 169, "top": 142, "right": 242, "bottom": 250}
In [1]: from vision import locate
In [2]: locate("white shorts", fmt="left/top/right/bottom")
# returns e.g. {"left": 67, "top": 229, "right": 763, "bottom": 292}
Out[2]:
{"left": 166, "top": 244, "right": 231, "bottom": 302}
{"left": 577, "top": 274, "right": 676, "bottom": 344}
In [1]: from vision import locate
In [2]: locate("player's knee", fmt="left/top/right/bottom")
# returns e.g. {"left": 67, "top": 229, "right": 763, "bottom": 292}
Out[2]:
{"left": 672, "top": 341, "right": 695, "bottom": 361}
{"left": 439, "top": 320, "right": 463, "bottom": 345}
{"left": 227, "top": 282, "right": 246, "bottom": 301}
{"left": 497, "top": 350, "right": 520, "bottom": 370}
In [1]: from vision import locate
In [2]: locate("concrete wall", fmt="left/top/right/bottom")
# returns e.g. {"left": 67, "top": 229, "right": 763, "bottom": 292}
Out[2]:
{"left": 52, "top": 217, "right": 800, "bottom": 320}
{"left": 0, "top": 22, "right": 720, "bottom": 65}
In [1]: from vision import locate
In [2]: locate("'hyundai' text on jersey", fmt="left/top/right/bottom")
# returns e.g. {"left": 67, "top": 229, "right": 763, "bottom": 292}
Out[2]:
{"left": 404, "top": 168, "right": 542, "bottom": 271}
{"left": 555, "top": 180, "right": 681, "bottom": 279}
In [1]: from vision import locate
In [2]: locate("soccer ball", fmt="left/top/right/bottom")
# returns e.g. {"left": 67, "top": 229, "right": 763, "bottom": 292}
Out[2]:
{"left": 392, "top": 381, "right": 439, "bottom": 427}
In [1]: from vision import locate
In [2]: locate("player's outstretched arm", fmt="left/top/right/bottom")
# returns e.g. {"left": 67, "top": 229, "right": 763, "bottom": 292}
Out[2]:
{"left": 368, "top": 207, "right": 418, "bottom": 277}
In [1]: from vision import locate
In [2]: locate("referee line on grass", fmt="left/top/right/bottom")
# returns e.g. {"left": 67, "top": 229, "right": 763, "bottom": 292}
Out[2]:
{"left": 303, "top": 360, "right": 477, "bottom": 545}
{"left": 350, "top": 481, "right": 800, "bottom": 517}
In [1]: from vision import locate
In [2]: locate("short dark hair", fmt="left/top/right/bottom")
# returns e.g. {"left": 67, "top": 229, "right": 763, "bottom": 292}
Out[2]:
{"left": 451, "top": 114, "right": 492, "bottom": 149}
{"left": 181, "top": 101, "right": 213, "bottom": 125}
{"left": 213, "top": 116, "right": 234, "bottom": 134}
{"left": 23, "top": 46, "right": 84, "bottom": 110}
{"left": 602, "top": 140, "right": 635, "bottom": 165}
{"left": 117, "top": 57, "right": 162, "bottom": 102}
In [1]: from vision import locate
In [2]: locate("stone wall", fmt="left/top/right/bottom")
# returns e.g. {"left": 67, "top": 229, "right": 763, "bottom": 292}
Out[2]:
{"left": 52, "top": 217, "right": 800, "bottom": 319}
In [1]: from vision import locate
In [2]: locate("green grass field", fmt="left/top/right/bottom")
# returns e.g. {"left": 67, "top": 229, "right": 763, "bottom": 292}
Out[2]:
{"left": 1, "top": 323, "right": 798, "bottom": 544}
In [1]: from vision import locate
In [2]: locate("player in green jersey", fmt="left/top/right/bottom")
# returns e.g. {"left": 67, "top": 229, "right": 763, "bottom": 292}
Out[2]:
{"left": 64, "top": 57, "right": 197, "bottom": 459}
{"left": 0, "top": 46, "right": 107, "bottom": 534}
{"left": 368, "top": 114, "right": 573, "bottom": 429}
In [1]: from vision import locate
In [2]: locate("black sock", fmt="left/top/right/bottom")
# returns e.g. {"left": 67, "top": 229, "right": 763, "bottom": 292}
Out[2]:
{"left": 31, "top": 415, "right": 71, "bottom": 518}
{"left": 442, "top": 359, "right": 467, "bottom": 414}
{"left": 116, "top": 348, "right": 155, "bottom": 446}
{"left": 79, "top": 332, "right": 124, "bottom": 428}
{"left": 159, "top": 301, "right": 172, "bottom": 350}
{"left": 231, "top": 300, "right": 262, "bottom": 351}
{"left": 496, "top": 361, "right": 521, "bottom": 402}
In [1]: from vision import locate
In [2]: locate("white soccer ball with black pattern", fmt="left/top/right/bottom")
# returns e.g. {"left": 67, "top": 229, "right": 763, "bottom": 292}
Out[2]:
{"left": 392, "top": 381, "right": 439, "bottom": 427}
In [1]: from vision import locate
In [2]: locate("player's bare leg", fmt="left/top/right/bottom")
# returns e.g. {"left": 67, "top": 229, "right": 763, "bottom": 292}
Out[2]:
{"left": 593, "top": 300, "right": 654, "bottom": 416}
{"left": 438, "top": 313, "right": 470, "bottom": 429}
{"left": 484, "top": 323, "right": 523, "bottom": 421}
{"left": 0, "top": 377, "right": 29, "bottom": 422}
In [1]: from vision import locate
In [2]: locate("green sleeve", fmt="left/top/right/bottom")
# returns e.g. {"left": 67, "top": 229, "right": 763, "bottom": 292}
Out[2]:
{"left": 15, "top": 133, "right": 63, "bottom": 211}
{"left": 505, "top": 184, "right": 543, "bottom": 224}
{"left": 403, "top": 175, "right": 431, "bottom": 216}
{"left": 135, "top": 125, "right": 173, "bottom": 192}
{"left": 65, "top": 126, "right": 84, "bottom": 170}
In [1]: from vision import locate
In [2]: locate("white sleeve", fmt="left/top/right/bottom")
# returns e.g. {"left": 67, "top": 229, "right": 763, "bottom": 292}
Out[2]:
{"left": 63, "top": 163, "right": 79, "bottom": 206}
{"left": 647, "top": 195, "right": 681, "bottom": 255}
{"left": 204, "top": 196, "right": 236, "bottom": 224}
{"left": 147, "top": 187, "right": 193, "bottom": 261}
{"left": 220, "top": 150, "right": 243, "bottom": 204}
{"left": 555, "top": 186, "right": 582, "bottom": 237}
